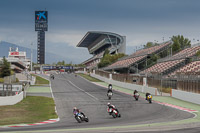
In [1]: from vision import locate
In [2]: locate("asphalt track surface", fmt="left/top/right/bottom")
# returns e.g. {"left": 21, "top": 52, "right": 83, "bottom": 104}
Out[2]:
{"left": 0, "top": 73, "right": 197, "bottom": 133}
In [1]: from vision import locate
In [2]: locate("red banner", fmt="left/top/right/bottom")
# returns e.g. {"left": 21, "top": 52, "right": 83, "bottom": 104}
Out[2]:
{"left": 10, "top": 52, "right": 19, "bottom": 55}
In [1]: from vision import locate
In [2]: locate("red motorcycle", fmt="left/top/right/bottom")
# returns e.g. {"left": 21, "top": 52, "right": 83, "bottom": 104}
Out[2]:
{"left": 107, "top": 108, "right": 121, "bottom": 118}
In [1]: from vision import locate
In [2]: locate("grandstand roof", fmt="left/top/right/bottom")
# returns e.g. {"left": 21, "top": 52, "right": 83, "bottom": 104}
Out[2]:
{"left": 77, "top": 31, "right": 123, "bottom": 48}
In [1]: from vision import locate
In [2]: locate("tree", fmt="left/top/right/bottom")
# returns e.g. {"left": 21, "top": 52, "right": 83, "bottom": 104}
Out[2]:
{"left": 144, "top": 42, "right": 153, "bottom": 48}
{"left": 196, "top": 50, "right": 200, "bottom": 57}
{"left": 57, "top": 60, "right": 65, "bottom": 66}
{"left": 98, "top": 52, "right": 126, "bottom": 68}
{"left": 172, "top": 39, "right": 180, "bottom": 52}
{"left": 103, "top": 49, "right": 109, "bottom": 57}
{"left": 171, "top": 35, "right": 191, "bottom": 53}
{"left": 0, "top": 57, "right": 11, "bottom": 78}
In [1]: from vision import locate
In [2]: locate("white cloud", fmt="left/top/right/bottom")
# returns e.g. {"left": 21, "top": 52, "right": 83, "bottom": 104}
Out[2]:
{"left": 0, "top": 28, "right": 36, "bottom": 48}
{"left": 46, "top": 30, "right": 85, "bottom": 47}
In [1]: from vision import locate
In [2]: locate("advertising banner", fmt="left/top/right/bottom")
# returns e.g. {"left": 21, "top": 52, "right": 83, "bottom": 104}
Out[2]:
{"left": 35, "top": 11, "right": 48, "bottom": 31}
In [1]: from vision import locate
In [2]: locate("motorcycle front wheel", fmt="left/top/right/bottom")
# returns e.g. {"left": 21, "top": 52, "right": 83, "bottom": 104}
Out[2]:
{"left": 149, "top": 99, "right": 152, "bottom": 103}
{"left": 75, "top": 116, "right": 82, "bottom": 123}
{"left": 112, "top": 112, "right": 117, "bottom": 118}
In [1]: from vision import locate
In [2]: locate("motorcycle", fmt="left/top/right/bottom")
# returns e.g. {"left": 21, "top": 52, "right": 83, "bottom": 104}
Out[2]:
{"left": 107, "top": 108, "right": 121, "bottom": 118}
{"left": 107, "top": 92, "right": 113, "bottom": 100}
{"left": 147, "top": 95, "right": 152, "bottom": 103}
{"left": 50, "top": 74, "right": 54, "bottom": 80}
{"left": 133, "top": 92, "right": 140, "bottom": 101}
{"left": 74, "top": 112, "right": 89, "bottom": 123}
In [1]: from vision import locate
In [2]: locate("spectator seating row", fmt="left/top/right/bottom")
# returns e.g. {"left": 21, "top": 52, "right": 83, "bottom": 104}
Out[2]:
{"left": 161, "top": 45, "right": 200, "bottom": 62}
{"left": 168, "top": 60, "right": 200, "bottom": 77}
{"left": 105, "top": 55, "right": 146, "bottom": 70}
{"left": 104, "top": 41, "right": 172, "bottom": 70}
{"left": 141, "top": 59, "right": 185, "bottom": 74}
{"left": 130, "top": 41, "right": 171, "bottom": 58}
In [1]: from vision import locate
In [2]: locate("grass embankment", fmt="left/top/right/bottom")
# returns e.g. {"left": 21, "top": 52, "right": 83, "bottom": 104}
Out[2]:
{"left": 32, "top": 74, "right": 49, "bottom": 85}
{"left": 77, "top": 73, "right": 102, "bottom": 82}
{"left": 0, "top": 96, "right": 57, "bottom": 126}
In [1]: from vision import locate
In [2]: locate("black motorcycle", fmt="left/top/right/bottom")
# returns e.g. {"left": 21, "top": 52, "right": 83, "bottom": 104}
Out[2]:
{"left": 74, "top": 112, "right": 89, "bottom": 123}
{"left": 107, "top": 92, "right": 113, "bottom": 100}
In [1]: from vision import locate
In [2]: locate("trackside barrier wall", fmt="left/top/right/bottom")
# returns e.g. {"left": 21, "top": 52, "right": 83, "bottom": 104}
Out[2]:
{"left": 172, "top": 89, "right": 200, "bottom": 105}
{"left": 0, "top": 91, "right": 24, "bottom": 106}
{"left": 90, "top": 73, "right": 159, "bottom": 96}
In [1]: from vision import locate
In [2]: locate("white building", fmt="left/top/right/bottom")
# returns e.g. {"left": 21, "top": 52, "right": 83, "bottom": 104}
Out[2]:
{"left": 0, "top": 47, "right": 30, "bottom": 72}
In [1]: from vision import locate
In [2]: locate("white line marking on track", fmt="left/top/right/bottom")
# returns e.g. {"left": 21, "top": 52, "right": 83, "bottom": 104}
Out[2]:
{"left": 68, "top": 80, "right": 99, "bottom": 101}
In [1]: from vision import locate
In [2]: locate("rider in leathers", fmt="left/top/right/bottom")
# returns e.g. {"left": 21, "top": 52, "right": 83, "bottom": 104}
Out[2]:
{"left": 107, "top": 84, "right": 113, "bottom": 92}
{"left": 107, "top": 103, "right": 119, "bottom": 114}
{"left": 133, "top": 90, "right": 138, "bottom": 95}
{"left": 145, "top": 92, "right": 151, "bottom": 100}
{"left": 73, "top": 107, "right": 85, "bottom": 117}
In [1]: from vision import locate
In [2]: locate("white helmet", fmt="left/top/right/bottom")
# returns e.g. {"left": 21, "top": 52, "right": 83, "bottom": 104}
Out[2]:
{"left": 107, "top": 102, "right": 111, "bottom": 106}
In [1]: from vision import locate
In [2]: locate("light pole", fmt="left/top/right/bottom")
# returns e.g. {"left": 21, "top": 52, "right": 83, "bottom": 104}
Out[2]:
{"left": 31, "top": 43, "right": 33, "bottom": 71}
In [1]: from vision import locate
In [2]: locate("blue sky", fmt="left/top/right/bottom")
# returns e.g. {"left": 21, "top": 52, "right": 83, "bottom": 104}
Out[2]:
{"left": 0, "top": 0, "right": 200, "bottom": 63}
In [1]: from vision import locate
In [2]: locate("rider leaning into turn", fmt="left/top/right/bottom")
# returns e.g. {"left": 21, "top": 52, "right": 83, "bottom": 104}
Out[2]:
{"left": 145, "top": 92, "right": 151, "bottom": 100}
{"left": 107, "top": 103, "right": 119, "bottom": 112}
{"left": 133, "top": 90, "right": 138, "bottom": 95}
{"left": 73, "top": 107, "right": 85, "bottom": 117}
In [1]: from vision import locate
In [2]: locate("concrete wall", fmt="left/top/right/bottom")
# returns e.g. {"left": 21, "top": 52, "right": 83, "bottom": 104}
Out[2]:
{"left": 172, "top": 89, "right": 200, "bottom": 105}
{"left": 90, "top": 73, "right": 159, "bottom": 95}
{"left": 30, "top": 76, "right": 36, "bottom": 85}
{"left": 0, "top": 91, "right": 24, "bottom": 106}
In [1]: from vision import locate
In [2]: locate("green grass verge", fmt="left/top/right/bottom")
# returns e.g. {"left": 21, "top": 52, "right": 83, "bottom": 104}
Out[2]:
{"left": 0, "top": 96, "right": 57, "bottom": 126}
{"left": 77, "top": 73, "right": 102, "bottom": 82}
{"left": 27, "top": 87, "right": 51, "bottom": 93}
{"left": 32, "top": 74, "right": 49, "bottom": 85}
{"left": 0, "top": 78, "right": 4, "bottom": 83}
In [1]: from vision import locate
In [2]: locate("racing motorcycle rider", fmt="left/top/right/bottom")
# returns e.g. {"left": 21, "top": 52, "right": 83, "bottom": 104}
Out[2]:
{"left": 145, "top": 92, "right": 151, "bottom": 100}
{"left": 107, "top": 87, "right": 113, "bottom": 93}
{"left": 133, "top": 90, "right": 138, "bottom": 95}
{"left": 108, "top": 84, "right": 113, "bottom": 92}
{"left": 107, "top": 84, "right": 113, "bottom": 94}
{"left": 107, "top": 103, "right": 119, "bottom": 114}
{"left": 73, "top": 107, "right": 85, "bottom": 117}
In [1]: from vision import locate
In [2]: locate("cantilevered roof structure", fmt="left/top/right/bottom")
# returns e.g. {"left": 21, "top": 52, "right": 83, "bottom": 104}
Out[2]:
{"left": 77, "top": 31, "right": 126, "bottom": 69}
{"left": 77, "top": 31, "right": 126, "bottom": 55}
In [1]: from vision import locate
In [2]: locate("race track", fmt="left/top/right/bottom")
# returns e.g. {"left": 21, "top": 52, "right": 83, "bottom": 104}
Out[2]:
{"left": 0, "top": 73, "right": 196, "bottom": 133}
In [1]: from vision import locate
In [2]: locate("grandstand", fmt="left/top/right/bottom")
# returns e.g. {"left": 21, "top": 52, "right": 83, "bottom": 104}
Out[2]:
{"left": 0, "top": 47, "right": 30, "bottom": 73}
{"left": 166, "top": 59, "right": 200, "bottom": 78}
{"left": 140, "top": 44, "right": 200, "bottom": 77}
{"left": 104, "top": 41, "right": 172, "bottom": 73}
{"left": 77, "top": 31, "right": 126, "bottom": 69}
{"left": 176, "top": 60, "right": 200, "bottom": 74}
{"left": 141, "top": 59, "right": 185, "bottom": 75}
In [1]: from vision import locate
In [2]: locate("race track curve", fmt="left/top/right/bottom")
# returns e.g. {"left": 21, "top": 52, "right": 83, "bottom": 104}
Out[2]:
{"left": 0, "top": 73, "right": 197, "bottom": 133}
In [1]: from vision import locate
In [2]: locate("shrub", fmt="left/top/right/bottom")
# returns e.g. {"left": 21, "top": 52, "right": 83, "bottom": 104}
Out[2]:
{"left": 0, "top": 78, "right": 4, "bottom": 83}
